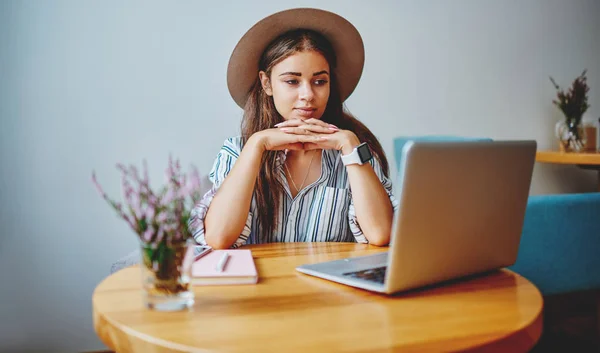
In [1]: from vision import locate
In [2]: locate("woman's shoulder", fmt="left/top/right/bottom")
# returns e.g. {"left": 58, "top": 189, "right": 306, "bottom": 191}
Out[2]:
{"left": 222, "top": 135, "right": 243, "bottom": 146}
{"left": 218, "top": 135, "right": 244, "bottom": 157}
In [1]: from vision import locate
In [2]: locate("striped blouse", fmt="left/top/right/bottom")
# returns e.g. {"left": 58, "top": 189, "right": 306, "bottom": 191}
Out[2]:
{"left": 189, "top": 136, "right": 399, "bottom": 248}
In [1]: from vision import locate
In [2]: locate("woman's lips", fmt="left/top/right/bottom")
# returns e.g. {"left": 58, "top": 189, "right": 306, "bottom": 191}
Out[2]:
{"left": 295, "top": 108, "right": 317, "bottom": 117}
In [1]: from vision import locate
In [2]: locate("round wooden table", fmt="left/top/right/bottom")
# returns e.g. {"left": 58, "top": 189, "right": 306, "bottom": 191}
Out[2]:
{"left": 93, "top": 243, "right": 543, "bottom": 352}
{"left": 536, "top": 150, "right": 600, "bottom": 191}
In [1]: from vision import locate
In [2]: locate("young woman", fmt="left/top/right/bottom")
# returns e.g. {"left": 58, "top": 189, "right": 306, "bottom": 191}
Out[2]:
{"left": 189, "top": 8, "right": 398, "bottom": 249}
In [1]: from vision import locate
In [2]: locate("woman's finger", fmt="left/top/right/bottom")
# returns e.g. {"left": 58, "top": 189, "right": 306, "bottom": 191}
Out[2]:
{"left": 275, "top": 118, "right": 338, "bottom": 130}
{"left": 280, "top": 127, "right": 315, "bottom": 135}
{"left": 298, "top": 134, "right": 325, "bottom": 143}
{"left": 280, "top": 125, "right": 337, "bottom": 134}
{"left": 303, "top": 118, "right": 338, "bottom": 129}
{"left": 296, "top": 124, "right": 338, "bottom": 134}
{"left": 274, "top": 119, "right": 304, "bottom": 128}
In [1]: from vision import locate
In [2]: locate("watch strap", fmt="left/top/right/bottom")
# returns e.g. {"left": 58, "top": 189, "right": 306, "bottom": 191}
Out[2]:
{"left": 341, "top": 148, "right": 362, "bottom": 165}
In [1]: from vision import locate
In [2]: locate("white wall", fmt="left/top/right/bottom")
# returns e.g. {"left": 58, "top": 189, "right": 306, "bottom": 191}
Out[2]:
{"left": 1, "top": 0, "right": 598, "bottom": 351}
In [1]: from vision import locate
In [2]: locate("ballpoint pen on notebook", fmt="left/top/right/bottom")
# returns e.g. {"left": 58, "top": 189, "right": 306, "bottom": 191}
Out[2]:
{"left": 215, "top": 253, "right": 230, "bottom": 272}
{"left": 194, "top": 246, "right": 213, "bottom": 261}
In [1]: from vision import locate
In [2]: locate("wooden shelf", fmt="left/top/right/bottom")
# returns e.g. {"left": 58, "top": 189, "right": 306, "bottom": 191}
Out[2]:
{"left": 536, "top": 151, "right": 600, "bottom": 166}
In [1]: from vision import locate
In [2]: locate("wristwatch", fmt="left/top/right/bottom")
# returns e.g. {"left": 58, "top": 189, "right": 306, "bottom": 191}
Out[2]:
{"left": 341, "top": 142, "right": 373, "bottom": 166}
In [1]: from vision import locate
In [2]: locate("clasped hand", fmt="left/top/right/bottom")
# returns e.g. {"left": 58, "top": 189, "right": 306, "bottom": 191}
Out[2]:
{"left": 257, "top": 118, "right": 359, "bottom": 153}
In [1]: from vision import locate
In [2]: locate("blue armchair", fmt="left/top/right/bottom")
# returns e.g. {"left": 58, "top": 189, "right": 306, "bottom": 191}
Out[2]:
{"left": 510, "top": 192, "right": 600, "bottom": 351}
{"left": 509, "top": 193, "right": 600, "bottom": 295}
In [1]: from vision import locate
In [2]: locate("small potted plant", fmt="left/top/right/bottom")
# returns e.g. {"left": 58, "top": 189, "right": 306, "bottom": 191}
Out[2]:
{"left": 550, "top": 69, "right": 591, "bottom": 152}
{"left": 92, "top": 156, "right": 203, "bottom": 311}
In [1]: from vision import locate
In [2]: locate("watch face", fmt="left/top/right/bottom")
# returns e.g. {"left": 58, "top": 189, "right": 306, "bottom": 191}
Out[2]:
{"left": 357, "top": 143, "right": 373, "bottom": 163}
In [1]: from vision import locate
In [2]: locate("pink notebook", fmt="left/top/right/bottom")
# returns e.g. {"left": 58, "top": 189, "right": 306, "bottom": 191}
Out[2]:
{"left": 191, "top": 249, "right": 258, "bottom": 285}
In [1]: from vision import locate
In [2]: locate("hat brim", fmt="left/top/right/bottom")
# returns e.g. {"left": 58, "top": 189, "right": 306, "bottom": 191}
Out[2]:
{"left": 227, "top": 8, "right": 365, "bottom": 109}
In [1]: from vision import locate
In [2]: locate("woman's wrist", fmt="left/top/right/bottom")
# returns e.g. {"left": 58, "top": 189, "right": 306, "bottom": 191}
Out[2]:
{"left": 339, "top": 131, "right": 361, "bottom": 155}
{"left": 246, "top": 133, "right": 267, "bottom": 154}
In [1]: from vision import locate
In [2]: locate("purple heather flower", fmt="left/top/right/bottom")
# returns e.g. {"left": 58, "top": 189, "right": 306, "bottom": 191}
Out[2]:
{"left": 91, "top": 172, "right": 107, "bottom": 199}
{"left": 156, "top": 225, "right": 166, "bottom": 243}
{"left": 116, "top": 163, "right": 128, "bottom": 175}
{"left": 162, "top": 187, "right": 176, "bottom": 206}
{"left": 93, "top": 157, "right": 202, "bottom": 246}
{"left": 143, "top": 225, "right": 154, "bottom": 243}
{"left": 121, "top": 173, "right": 135, "bottom": 207}
{"left": 129, "top": 165, "right": 140, "bottom": 183}
{"left": 145, "top": 206, "right": 155, "bottom": 222}
{"left": 166, "top": 155, "right": 175, "bottom": 181}
{"left": 114, "top": 202, "right": 136, "bottom": 230}
{"left": 156, "top": 212, "right": 167, "bottom": 223}
{"left": 190, "top": 167, "right": 201, "bottom": 188}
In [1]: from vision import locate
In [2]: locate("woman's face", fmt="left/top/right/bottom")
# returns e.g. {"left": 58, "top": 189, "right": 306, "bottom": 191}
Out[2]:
{"left": 260, "top": 50, "right": 330, "bottom": 120}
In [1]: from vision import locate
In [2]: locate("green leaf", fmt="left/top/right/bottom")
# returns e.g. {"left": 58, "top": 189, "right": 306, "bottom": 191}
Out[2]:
{"left": 139, "top": 218, "right": 148, "bottom": 232}
{"left": 142, "top": 246, "right": 154, "bottom": 268}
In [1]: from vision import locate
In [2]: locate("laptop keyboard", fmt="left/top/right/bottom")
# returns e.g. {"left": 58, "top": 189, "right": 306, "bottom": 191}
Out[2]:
{"left": 343, "top": 266, "right": 387, "bottom": 284}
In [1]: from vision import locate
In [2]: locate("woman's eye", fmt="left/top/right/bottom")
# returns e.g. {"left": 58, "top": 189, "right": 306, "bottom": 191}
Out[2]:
{"left": 285, "top": 80, "right": 298, "bottom": 85}
{"left": 315, "top": 79, "right": 328, "bottom": 85}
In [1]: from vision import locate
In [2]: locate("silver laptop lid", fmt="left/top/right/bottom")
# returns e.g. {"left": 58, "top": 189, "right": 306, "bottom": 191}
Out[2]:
{"left": 385, "top": 140, "right": 536, "bottom": 293}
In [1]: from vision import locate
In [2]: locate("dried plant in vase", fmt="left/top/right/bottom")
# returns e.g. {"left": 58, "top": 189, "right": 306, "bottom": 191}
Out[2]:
{"left": 92, "top": 156, "right": 203, "bottom": 310}
{"left": 550, "top": 69, "right": 591, "bottom": 152}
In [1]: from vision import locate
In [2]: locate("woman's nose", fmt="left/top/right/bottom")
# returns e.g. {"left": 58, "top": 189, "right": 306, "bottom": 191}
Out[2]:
{"left": 299, "top": 82, "right": 314, "bottom": 101}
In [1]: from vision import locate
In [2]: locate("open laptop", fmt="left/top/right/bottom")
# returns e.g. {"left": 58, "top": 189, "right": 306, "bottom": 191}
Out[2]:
{"left": 296, "top": 140, "right": 537, "bottom": 294}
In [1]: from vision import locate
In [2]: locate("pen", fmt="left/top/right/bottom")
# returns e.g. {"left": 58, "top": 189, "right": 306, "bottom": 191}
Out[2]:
{"left": 194, "top": 247, "right": 213, "bottom": 261}
{"left": 216, "top": 253, "right": 230, "bottom": 272}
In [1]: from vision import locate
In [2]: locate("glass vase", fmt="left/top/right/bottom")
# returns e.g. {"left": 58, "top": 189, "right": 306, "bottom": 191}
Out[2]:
{"left": 555, "top": 120, "right": 587, "bottom": 152}
{"left": 139, "top": 238, "right": 195, "bottom": 311}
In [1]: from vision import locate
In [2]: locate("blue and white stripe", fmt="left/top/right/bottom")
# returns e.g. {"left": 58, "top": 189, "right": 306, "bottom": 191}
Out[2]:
{"left": 189, "top": 136, "right": 399, "bottom": 247}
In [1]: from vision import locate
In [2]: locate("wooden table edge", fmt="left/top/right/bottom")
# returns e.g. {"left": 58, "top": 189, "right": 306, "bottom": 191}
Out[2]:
{"left": 460, "top": 302, "right": 543, "bottom": 353}
{"left": 93, "top": 302, "right": 210, "bottom": 353}
{"left": 92, "top": 246, "right": 545, "bottom": 353}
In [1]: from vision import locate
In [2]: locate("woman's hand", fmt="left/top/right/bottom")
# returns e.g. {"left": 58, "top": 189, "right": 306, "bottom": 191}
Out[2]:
{"left": 276, "top": 118, "right": 360, "bottom": 154}
{"left": 249, "top": 126, "right": 323, "bottom": 152}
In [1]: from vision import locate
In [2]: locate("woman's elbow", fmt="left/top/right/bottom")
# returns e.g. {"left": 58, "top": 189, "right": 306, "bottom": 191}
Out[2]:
{"left": 204, "top": 226, "right": 238, "bottom": 249}
{"left": 203, "top": 220, "right": 243, "bottom": 249}
{"left": 362, "top": 220, "right": 392, "bottom": 246}
{"left": 204, "top": 234, "right": 234, "bottom": 250}
{"left": 365, "top": 231, "right": 390, "bottom": 246}
{"left": 368, "top": 237, "right": 389, "bottom": 247}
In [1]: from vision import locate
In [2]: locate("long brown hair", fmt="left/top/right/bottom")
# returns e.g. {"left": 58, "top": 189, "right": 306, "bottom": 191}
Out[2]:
{"left": 241, "top": 29, "right": 389, "bottom": 240}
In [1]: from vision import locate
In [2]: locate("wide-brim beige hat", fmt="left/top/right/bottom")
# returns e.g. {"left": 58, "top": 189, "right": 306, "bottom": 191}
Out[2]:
{"left": 227, "top": 8, "right": 365, "bottom": 109}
